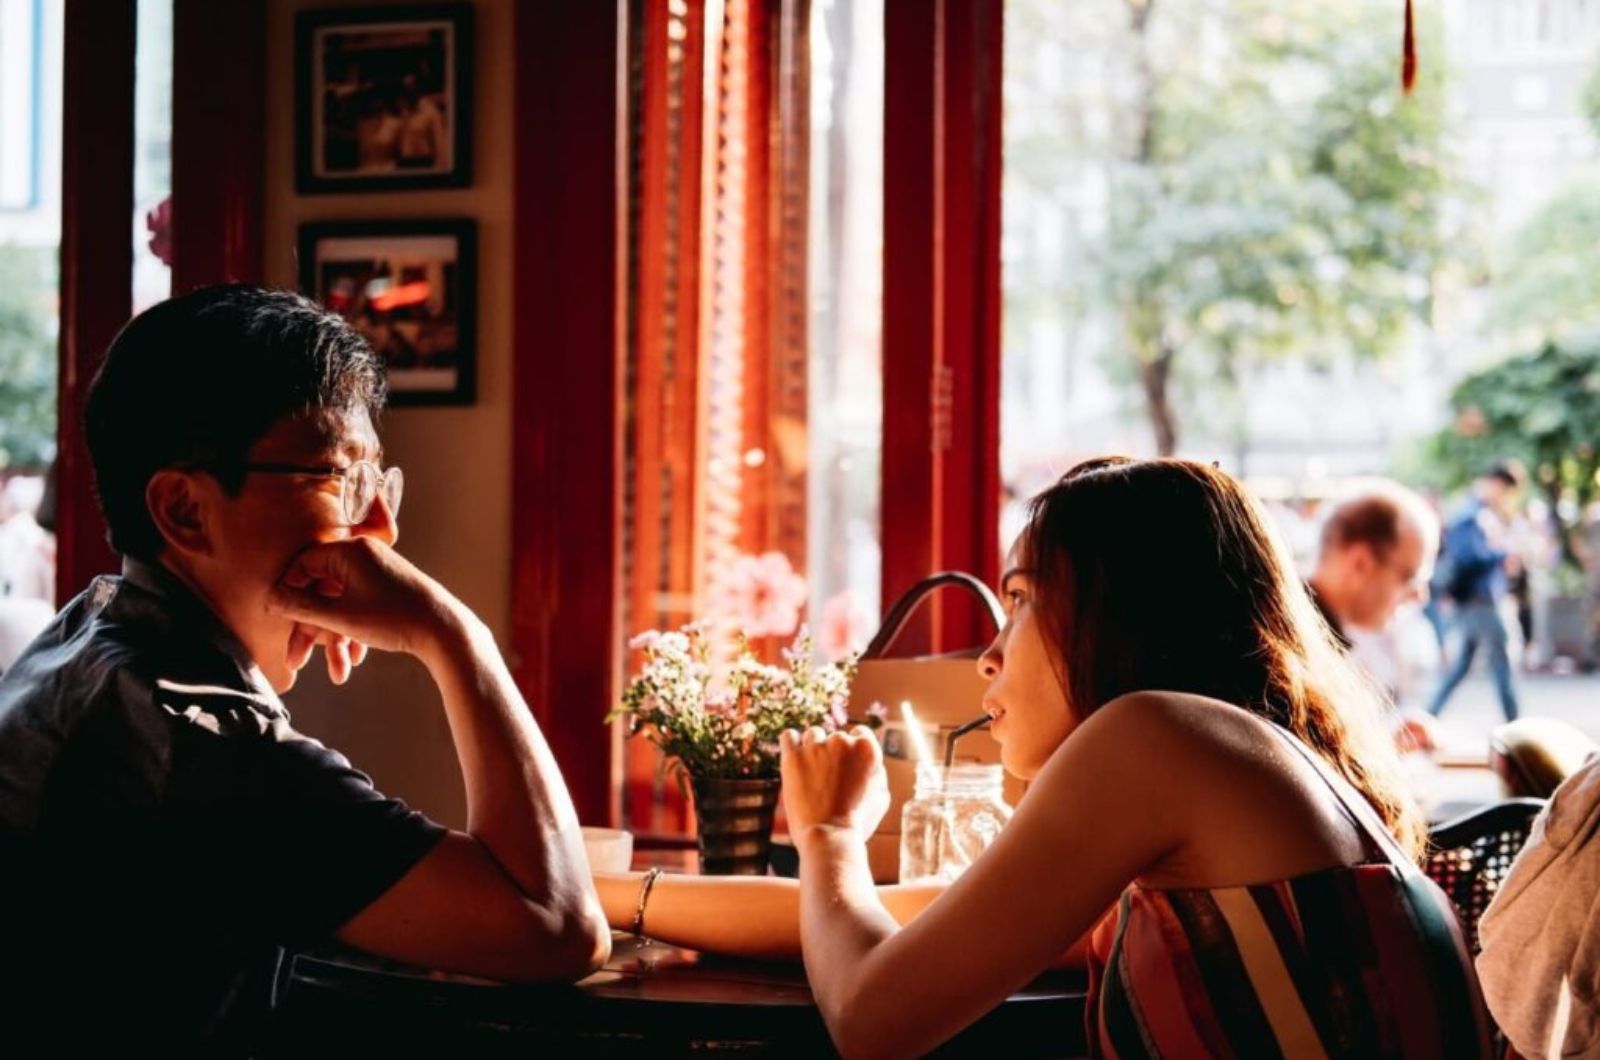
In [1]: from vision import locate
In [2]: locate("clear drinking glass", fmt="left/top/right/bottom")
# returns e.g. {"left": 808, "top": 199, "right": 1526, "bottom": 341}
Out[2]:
{"left": 899, "top": 763, "right": 1012, "bottom": 883}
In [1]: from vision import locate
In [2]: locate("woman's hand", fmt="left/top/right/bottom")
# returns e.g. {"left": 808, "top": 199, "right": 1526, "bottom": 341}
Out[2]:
{"left": 780, "top": 726, "right": 891, "bottom": 843}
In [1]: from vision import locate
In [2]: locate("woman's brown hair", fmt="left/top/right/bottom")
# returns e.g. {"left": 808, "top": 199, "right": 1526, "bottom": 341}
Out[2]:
{"left": 1021, "top": 456, "right": 1426, "bottom": 857}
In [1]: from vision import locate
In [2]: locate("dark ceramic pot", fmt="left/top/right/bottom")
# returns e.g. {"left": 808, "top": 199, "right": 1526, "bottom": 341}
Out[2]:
{"left": 691, "top": 776, "right": 781, "bottom": 875}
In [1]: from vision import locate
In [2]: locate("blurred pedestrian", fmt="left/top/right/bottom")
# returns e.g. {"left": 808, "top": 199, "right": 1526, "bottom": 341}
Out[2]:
{"left": 1427, "top": 461, "right": 1527, "bottom": 722}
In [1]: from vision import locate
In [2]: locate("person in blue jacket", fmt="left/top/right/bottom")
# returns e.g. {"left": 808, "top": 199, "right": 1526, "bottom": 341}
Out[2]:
{"left": 1427, "top": 460, "right": 1526, "bottom": 721}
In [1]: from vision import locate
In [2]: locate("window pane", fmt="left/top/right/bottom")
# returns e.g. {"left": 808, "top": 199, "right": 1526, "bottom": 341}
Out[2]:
{"left": 807, "top": 0, "right": 883, "bottom": 655}
{"left": 133, "top": 0, "right": 171, "bottom": 311}
{"left": 1002, "top": 0, "right": 1600, "bottom": 704}
{"left": 0, "top": 0, "right": 62, "bottom": 610}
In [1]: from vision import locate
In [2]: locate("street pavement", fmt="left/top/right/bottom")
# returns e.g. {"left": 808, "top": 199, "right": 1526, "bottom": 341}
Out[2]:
{"left": 1398, "top": 672, "right": 1598, "bottom": 820}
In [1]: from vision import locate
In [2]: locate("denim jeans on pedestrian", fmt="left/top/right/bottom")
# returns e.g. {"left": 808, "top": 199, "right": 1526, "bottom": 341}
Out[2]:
{"left": 1427, "top": 600, "right": 1520, "bottom": 722}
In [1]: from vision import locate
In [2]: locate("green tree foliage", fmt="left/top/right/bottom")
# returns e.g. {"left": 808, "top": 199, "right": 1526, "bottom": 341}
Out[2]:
{"left": 1418, "top": 335, "right": 1600, "bottom": 570}
{"left": 1010, "top": 0, "right": 1462, "bottom": 454}
{"left": 0, "top": 245, "right": 57, "bottom": 471}
{"left": 1488, "top": 174, "right": 1600, "bottom": 340}
{"left": 1109, "top": 0, "right": 1462, "bottom": 454}
{"left": 1584, "top": 56, "right": 1600, "bottom": 139}
{"left": 1433, "top": 56, "right": 1600, "bottom": 577}
{"left": 1489, "top": 49, "right": 1600, "bottom": 341}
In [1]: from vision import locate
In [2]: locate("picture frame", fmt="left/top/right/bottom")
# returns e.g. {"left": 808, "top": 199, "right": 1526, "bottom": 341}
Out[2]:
{"left": 295, "top": 4, "right": 473, "bottom": 194}
{"left": 299, "top": 219, "right": 477, "bottom": 407}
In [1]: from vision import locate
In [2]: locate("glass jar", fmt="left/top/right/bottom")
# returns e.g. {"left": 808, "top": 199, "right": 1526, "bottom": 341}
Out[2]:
{"left": 899, "top": 763, "right": 1012, "bottom": 884}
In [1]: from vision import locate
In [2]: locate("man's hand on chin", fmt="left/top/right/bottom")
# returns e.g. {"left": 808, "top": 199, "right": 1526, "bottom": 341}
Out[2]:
{"left": 267, "top": 537, "right": 462, "bottom": 667}
{"left": 284, "top": 619, "right": 370, "bottom": 687}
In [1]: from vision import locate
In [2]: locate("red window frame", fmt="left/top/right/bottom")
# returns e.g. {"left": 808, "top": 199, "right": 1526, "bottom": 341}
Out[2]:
{"left": 56, "top": 0, "right": 266, "bottom": 604}
{"left": 881, "top": 0, "right": 1005, "bottom": 654}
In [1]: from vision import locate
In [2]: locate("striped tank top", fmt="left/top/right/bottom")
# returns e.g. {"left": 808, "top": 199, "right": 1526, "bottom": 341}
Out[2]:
{"left": 1086, "top": 729, "right": 1493, "bottom": 1059}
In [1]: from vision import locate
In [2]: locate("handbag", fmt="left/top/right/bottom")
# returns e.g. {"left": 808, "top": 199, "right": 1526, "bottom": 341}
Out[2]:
{"left": 848, "top": 573, "right": 1027, "bottom": 882}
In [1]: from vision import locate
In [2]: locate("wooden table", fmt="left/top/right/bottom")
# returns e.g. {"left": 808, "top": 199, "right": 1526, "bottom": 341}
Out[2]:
{"left": 273, "top": 935, "right": 1087, "bottom": 1057}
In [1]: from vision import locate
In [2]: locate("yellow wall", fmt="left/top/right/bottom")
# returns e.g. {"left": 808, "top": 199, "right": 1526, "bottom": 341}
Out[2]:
{"left": 262, "top": 0, "right": 516, "bottom": 828}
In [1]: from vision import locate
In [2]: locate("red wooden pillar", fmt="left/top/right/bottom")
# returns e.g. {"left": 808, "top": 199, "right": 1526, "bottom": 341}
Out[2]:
{"left": 511, "top": 0, "right": 626, "bottom": 826}
{"left": 881, "top": 0, "right": 1004, "bottom": 652}
{"left": 171, "top": 0, "right": 265, "bottom": 292}
{"left": 56, "top": 0, "right": 135, "bottom": 603}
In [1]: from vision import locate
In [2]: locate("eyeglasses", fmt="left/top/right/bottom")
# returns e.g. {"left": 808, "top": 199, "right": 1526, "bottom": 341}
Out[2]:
{"left": 242, "top": 460, "right": 404, "bottom": 525}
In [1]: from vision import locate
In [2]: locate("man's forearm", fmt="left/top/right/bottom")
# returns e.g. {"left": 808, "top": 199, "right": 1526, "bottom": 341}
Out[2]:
{"left": 420, "top": 608, "right": 593, "bottom": 909}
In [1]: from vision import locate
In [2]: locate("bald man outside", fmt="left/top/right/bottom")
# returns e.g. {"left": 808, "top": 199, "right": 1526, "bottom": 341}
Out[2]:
{"left": 1308, "top": 481, "right": 1443, "bottom": 753}
{"left": 1309, "top": 480, "right": 1439, "bottom": 646}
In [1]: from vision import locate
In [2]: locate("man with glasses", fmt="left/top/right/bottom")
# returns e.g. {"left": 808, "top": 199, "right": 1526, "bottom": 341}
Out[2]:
{"left": 0, "top": 286, "right": 608, "bottom": 1052}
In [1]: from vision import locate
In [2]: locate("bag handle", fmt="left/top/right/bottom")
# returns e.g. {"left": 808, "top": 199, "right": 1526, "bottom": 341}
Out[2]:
{"left": 862, "top": 572, "right": 1006, "bottom": 660}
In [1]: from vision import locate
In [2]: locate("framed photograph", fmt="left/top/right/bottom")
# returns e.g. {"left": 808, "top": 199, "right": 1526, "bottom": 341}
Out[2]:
{"left": 296, "top": 5, "right": 473, "bottom": 193}
{"left": 299, "top": 220, "right": 477, "bottom": 406}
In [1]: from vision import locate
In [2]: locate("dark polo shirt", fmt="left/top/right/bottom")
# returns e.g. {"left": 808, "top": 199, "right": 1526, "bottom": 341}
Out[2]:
{"left": 1307, "top": 580, "right": 1352, "bottom": 650}
{"left": 0, "top": 559, "right": 445, "bottom": 1053}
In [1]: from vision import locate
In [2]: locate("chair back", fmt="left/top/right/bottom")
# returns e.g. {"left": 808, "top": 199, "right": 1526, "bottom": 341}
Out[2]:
{"left": 1424, "top": 798, "right": 1546, "bottom": 954}
{"left": 1490, "top": 718, "right": 1597, "bottom": 798}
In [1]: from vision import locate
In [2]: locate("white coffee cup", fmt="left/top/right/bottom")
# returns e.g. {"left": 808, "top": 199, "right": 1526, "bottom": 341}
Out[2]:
{"left": 581, "top": 826, "right": 634, "bottom": 873}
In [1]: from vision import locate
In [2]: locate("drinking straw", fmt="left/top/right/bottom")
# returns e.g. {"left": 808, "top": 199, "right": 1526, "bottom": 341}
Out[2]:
{"left": 943, "top": 713, "right": 991, "bottom": 769}
{"left": 934, "top": 713, "right": 997, "bottom": 872}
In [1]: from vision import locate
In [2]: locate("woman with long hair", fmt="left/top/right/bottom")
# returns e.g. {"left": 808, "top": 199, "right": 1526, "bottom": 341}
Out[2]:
{"left": 599, "top": 458, "right": 1489, "bottom": 1058}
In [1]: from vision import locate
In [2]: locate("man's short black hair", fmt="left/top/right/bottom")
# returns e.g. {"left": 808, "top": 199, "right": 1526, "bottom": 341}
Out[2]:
{"left": 85, "top": 285, "right": 386, "bottom": 560}
{"left": 1481, "top": 459, "right": 1527, "bottom": 491}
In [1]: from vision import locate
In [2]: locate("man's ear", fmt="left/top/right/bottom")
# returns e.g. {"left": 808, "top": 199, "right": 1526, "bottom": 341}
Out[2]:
{"left": 145, "top": 470, "right": 213, "bottom": 558}
{"left": 1350, "top": 542, "right": 1378, "bottom": 575}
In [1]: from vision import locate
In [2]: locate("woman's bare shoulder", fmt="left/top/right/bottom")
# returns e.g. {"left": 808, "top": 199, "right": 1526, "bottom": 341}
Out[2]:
{"left": 1084, "top": 690, "right": 1303, "bottom": 786}
{"left": 1092, "top": 689, "right": 1269, "bottom": 746}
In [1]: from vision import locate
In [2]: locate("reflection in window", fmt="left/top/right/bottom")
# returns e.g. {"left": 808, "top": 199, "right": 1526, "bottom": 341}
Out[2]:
{"left": 807, "top": 0, "right": 883, "bottom": 660}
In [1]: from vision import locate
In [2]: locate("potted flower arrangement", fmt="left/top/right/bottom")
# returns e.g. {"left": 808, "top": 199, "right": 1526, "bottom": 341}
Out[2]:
{"left": 610, "top": 625, "right": 858, "bottom": 874}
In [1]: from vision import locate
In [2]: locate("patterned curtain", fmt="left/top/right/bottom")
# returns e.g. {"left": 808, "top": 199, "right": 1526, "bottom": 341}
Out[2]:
{"left": 621, "top": 0, "right": 812, "bottom": 834}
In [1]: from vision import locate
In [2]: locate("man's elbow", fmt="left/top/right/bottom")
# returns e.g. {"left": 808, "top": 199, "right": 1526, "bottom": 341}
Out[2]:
{"left": 557, "top": 909, "right": 612, "bottom": 978}
{"left": 507, "top": 903, "right": 611, "bottom": 982}
{"left": 827, "top": 1010, "right": 907, "bottom": 1060}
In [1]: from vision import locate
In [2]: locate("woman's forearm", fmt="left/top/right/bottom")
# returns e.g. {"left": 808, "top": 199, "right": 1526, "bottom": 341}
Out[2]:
{"left": 595, "top": 871, "right": 947, "bottom": 962}
{"left": 795, "top": 825, "right": 905, "bottom": 1043}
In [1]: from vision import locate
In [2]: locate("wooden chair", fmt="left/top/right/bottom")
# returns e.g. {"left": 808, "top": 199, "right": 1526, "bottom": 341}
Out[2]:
{"left": 1490, "top": 718, "right": 1597, "bottom": 799}
{"left": 1423, "top": 798, "right": 1546, "bottom": 954}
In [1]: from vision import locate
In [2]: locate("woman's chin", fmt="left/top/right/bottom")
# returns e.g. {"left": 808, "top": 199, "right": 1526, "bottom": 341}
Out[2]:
{"left": 997, "top": 744, "right": 1036, "bottom": 782}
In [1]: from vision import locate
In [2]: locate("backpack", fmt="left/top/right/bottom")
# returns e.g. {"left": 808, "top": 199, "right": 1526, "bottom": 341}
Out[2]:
{"left": 1432, "top": 512, "right": 1487, "bottom": 603}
